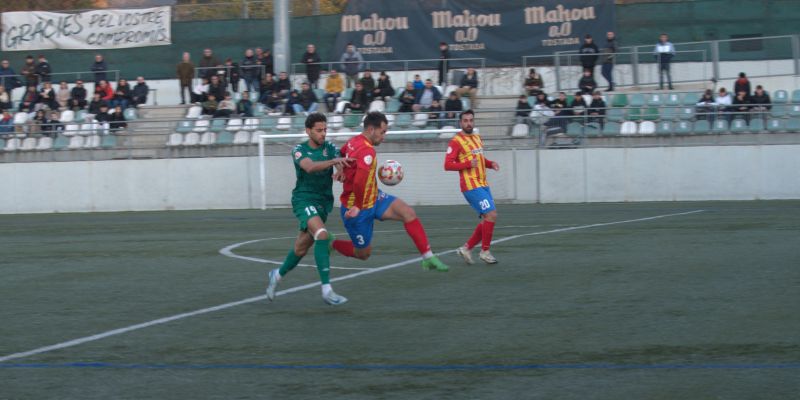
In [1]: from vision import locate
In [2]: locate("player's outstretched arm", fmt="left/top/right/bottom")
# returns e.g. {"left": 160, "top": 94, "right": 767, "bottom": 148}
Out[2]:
{"left": 299, "top": 157, "right": 353, "bottom": 174}
{"left": 444, "top": 143, "right": 473, "bottom": 171}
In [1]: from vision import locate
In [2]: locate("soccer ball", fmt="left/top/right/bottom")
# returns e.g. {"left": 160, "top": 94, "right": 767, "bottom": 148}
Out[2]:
{"left": 378, "top": 160, "right": 404, "bottom": 186}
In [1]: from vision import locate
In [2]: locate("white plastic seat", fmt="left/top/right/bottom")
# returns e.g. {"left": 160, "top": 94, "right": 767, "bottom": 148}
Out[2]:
{"left": 98, "top": 122, "right": 110, "bottom": 136}
{"left": 412, "top": 113, "right": 429, "bottom": 127}
{"left": 193, "top": 119, "right": 210, "bottom": 133}
{"left": 226, "top": 118, "right": 243, "bottom": 132}
{"left": 68, "top": 136, "right": 85, "bottom": 149}
{"left": 167, "top": 133, "right": 184, "bottom": 147}
{"left": 13, "top": 112, "right": 28, "bottom": 125}
{"left": 59, "top": 110, "right": 75, "bottom": 123}
{"left": 511, "top": 123, "right": 530, "bottom": 137}
{"left": 233, "top": 131, "right": 251, "bottom": 144}
{"left": 79, "top": 123, "right": 96, "bottom": 136}
{"left": 183, "top": 132, "right": 200, "bottom": 146}
{"left": 276, "top": 117, "right": 292, "bottom": 130}
{"left": 335, "top": 101, "right": 350, "bottom": 114}
{"left": 4, "top": 138, "right": 20, "bottom": 151}
{"left": 439, "top": 126, "right": 457, "bottom": 139}
{"left": 620, "top": 121, "right": 637, "bottom": 135}
{"left": 186, "top": 106, "right": 202, "bottom": 119}
{"left": 368, "top": 100, "right": 386, "bottom": 113}
{"left": 199, "top": 132, "right": 216, "bottom": 145}
{"left": 329, "top": 115, "right": 344, "bottom": 129}
{"left": 638, "top": 121, "right": 656, "bottom": 135}
{"left": 83, "top": 135, "right": 101, "bottom": 148}
{"left": 444, "top": 85, "right": 459, "bottom": 96}
{"left": 386, "top": 113, "right": 395, "bottom": 127}
{"left": 250, "top": 131, "right": 266, "bottom": 144}
{"left": 20, "top": 137, "right": 37, "bottom": 151}
{"left": 243, "top": 118, "right": 259, "bottom": 131}
{"left": 36, "top": 136, "right": 53, "bottom": 150}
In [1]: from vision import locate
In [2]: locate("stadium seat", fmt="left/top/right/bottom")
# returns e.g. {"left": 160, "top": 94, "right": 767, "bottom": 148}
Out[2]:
{"left": 628, "top": 93, "right": 645, "bottom": 107}
{"left": 342, "top": 88, "right": 354, "bottom": 100}
{"left": 232, "top": 131, "right": 250, "bottom": 145}
{"left": 275, "top": 117, "right": 292, "bottom": 130}
{"left": 186, "top": 106, "right": 202, "bottom": 119}
{"left": 243, "top": 118, "right": 259, "bottom": 131}
{"left": 79, "top": 122, "right": 97, "bottom": 136}
{"left": 637, "top": 121, "right": 656, "bottom": 135}
{"left": 611, "top": 93, "right": 628, "bottom": 108}
{"left": 665, "top": 93, "right": 682, "bottom": 106}
{"left": 730, "top": 119, "right": 748, "bottom": 133}
{"left": 789, "top": 105, "right": 800, "bottom": 117}
{"left": 461, "top": 98, "right": 470, "bottom": 109}
{"left": 791, "top": 89, "right": 800, "bottom": 104}
{"left": 13, "top": 112, "right": 28, "bottom": 125}
{"left": 646, "top": 93, "right": 664, "bottom": 106}
{"left": 34, "top": 136, "right": 52, "bottom": 150}
{"left": 259, "top": 117, "right": 277, "bottom": 131}
{"left": 225, "top": 118, "right": 243, "bottom": 132}
{"left": 444, "top": 85, "right": 459, "bottom": 97}
{"left": 209, "top": 118, "right": 226, "bottom": 133}
{"left": 681, "top": 92, "right": 701, "bottom": 106}
{"left": 313, "top": 88, "right": 325, "bottom": 101}
{"left": 344, "top": 114, "right": 362, "bottom": 128}
{"left": 75, "top": 110, "right": 88, "bottom": 123}
{"left": 101, "top": 135, "right": 117, "bottom": 149}
{"left": 4, "top": 137, "right": 20, "bottom": 151}
{"left": 606, "top": 108, "right": 625, "bottom": 122}
{"left": 183, "top": 132, "right": 200, "bottom": 146}
{"left": 20, "top": 137, "right": 37, "bottom": 151}
{"left": 602, "top": 121, "right": 621, "bottom": 136}
{"left": 711, "top": 119, "right": 728, "bottom": 133}
{"left": 335, "top": 101, "right": 350, "bottom": 114}
{"left": 166, "top": 133, "right": 183, "bottom": 147}
{"left": 642, "top": 107, "right": 659, "bottom": 121}
{"left": 749, "top": 118, "right": 765, "bottom": 133}
{"left": 627, "top": 108, "right": 642, "bottom": 121}
{"left": 292, "top": 116, "right": 306, "bottom": 130}
{"left": 786, "top": 118, "right": 800, "bottom": 132}
{"left": 412, "top": 113, "right": 429, "bottom": 127}
{"left": 772, "top": 90, "right": 788, "bottom": 104}
{"left": 620, "top": 121, "right": 637, "bottom": 135}
{"left": 386, "top": 99, "right": 401, "bottom": 113}
{"left": 250, "top": 131, "right": 265, "bottom": 144}
{"left": 368, "top": 100, "right": 386, "bottom": 113}
{"left": 59, "top": 110, "right": 75, "bottom": 123}
{"left": 770, "top": 105, "right": 788, "bottom": 118}
{"left": 63, "top": 123, "right": 80, "bottom": 137}
{"left": 0, "top": 137, "right": 5, "bottom": 150}
{"left": 766, "top": 118, "right": 785, "bottom": 132}
{"left": 673, "top": 121, "right": 692, "bottom": 135}
{"left": 394, "top": 113, "right": 412, "bottom": 128}
{"left": 53, "top": 134, "right": 69, "bottom": 149}
{"left": 677, "top": 107, "right": 695, "bottom": 120}
{"left": 253, "top": 103, "right": 266, "bottom": 117}
{"left": 329, "top": 115, "right": 344, "bottom": 129}
{"left": 175, "top": 120, "right": 194, "bottom": 133}
{"left": 655, "top": 121, "right": 672, "bottom": 135}
{"left": 510, "top": 123, "right": 530, "bottom": 137}
{"left": 660, "top": 107, "right": 677, "bottom": 121}
{"left": 67, "top": 136, "right": 84, "bottom": 149}
{"left": 693, "top": 120, "right": 711, "bottom": 133}
{"left": 124, "top": 108, "right": 138, "bottom": 120}
{"left": 386, "top": 113, "right": 395, "bottom": 127}
{"left": 439, "top": 126, "right": 457, "bottom": 139}
{"left": 199, "top": 132, "right": 217, "bottom": 145}
{"left": 193, "top": 118, "right": 210, "bottom": 133}
{"left": 83, "top": 135, "right": 101, "bottom": 149}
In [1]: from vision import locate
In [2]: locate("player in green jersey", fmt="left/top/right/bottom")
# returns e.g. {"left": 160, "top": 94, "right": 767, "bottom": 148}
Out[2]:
{"left": 266, "top": 113, "right": 353, "bottom": 305}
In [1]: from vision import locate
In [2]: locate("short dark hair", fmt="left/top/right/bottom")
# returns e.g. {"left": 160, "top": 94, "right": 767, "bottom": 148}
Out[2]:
{"left": 460, "top": 109, "right": 475, "bottom": 120}
{"left": 363, "top": 111, "right": 388, "bottom": 129}
{"left": 305, "top": 112, "right": 327, "bottom": 129}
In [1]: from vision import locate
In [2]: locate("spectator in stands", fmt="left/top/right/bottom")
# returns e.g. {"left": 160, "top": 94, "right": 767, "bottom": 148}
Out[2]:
{"left": 259, "top": 73, "right": 281, "bottom": 109}
{"left": 578, "top": 69, "right": 597, "bottom": 94}
{"left": 110, "top": 106, "right": 127, "bottom": 130}
{"left": 95, "top": 104, "right": 111, "bottom": 124}
{"left": 257, "top": 48, "right": 274, "bottom": 77}
{"left": 241, "top": 49, "right": 259, "bottom": 95}
{"left": 360, "top": 70, "right": 376, "bottom": 99}
{"left": 111, "top": 88, "right": 130, "bottom": 110}
{"left": 301, "top": 44, "right": 322, "bottom": 89}
{"left": 456, "top": 67, "right": 479, "bottom": 108}
{"left": 116, "top": 79, "right": 132, "bottom": 100}
{"left": 515, "top": 95, "right": 532, "bottom": 124}
{"left": 21, "top": 56, "right": 38, "bottom": 88}
{"left": 438, "top": 42, "right": 450, "bottom": 85}
{"left": 30, "top": 109, "right": 47, "bottom": 135}
{"left": 344, "top": 82, "right": 368, "bottom": 113}
{"left": 0, "top": 60, "right": 21, "bottom": 93}
{"left": 533, "top": 92, "right": 550, "bottom": 107}
{"left": 655, "top": 33, "right": 675, "bottom": 90}
{"left": 750, "top": 85, "right": 771, "bottom": 120}
{"left": 715, "top": 87, "right": 732, "bottom": 122}
{"left": 291, "top": 82, "right": 319, "bottom": 115}
{"left": 237, "top": 91, "right": 253, "bottom": 117}
{"left": 224, "top": 58, "right": 241, "bottom": 94}
{"left": 275, "top": 72, "right": 292, "bottom": 100}
{"left": 601, "top": 31, "right": 617, "bottom": 91}
{"left": 588, "top": 91, "right": 607, "bottom": 127}
{"left": 524, "top": 68, "right": 544, "bottom": 97}
{"left": 695, "top": 89, "right": 718, "bottom": 123}
{"left": 734, "top": 72, "right": 751, "bottom": 96}
{"left": 40, "top": 111, "right": 63, "bottom": 137}
{"left": 548, "top": 92, "right": 572, "bottom": 130}
{"left": 177, "top": 52, "right": 195, "bottom": 105}
{"left": 570, "top": 91, "right": 588, "bottom": 121}
{"left": 323, "top": 69, "right": 344, "bottom": 112}
{"left": 199, "top": 48, "right": 220, "bottom": 79}
{"left": 57, "top": 81, "right": 71, "bottom": 109}
{"left": 131, "top": 77, "right": 149, "bottom": 107}
{"left": 96, "top": 80, "right": 114, "bottom": 102}
{"left": 579, "top": 34, "right": 599, "bottom": 74}
{"left": 192, "top": 77, "right": 209, "bottom": 104}
{"left": 372, "top": 71, "right": 395, "bottom": 103}
{"left": 0, "top": 110, "right": 13, "bottom": 134}
{"left": 413, "top": 79, "right": 442, "bottom": 112}
{"left": 429, "top": 99, "right": 442, "bottom": 126}
{"left": 413, "top": 74, "right": 424, "bottom": 90}
{"left": 215, "top": 92, "right": 236, "bottom": 119}
{"left": 38, "top": 81, "right": 57, "bottom": 110}
{"left": 399, "top": 82, "right": 417, "bottom": 113}
{"left": 0, "top": 86, "right": 12, "bottom": 110}
{"left": 20, "top": 85, "right": 39, "bottom": 112}
{"left": 91, "top": 54, "right": 108, "bottom": 83}
{"left": 35, "top": 55, "right": 52, "bottom": 83}
{"left": 202, "top": 93, "right": 218, "bottom": 116}
{"left": 731, "top": 90, "right": 751, "bottom": 123}
{"left": 70, "top": 80, "right": 88, "bottom": 110}
{"left": 88, "top": 93, "right": 107, "bottom": 116}
{"left": 207, "top": 75, "right": 226, "bottom": 103}
{"left": 340, "top": 43, "right": 364, "bottom": 88}
{"left": 444, "top": 91, "right": 463, "bottom": 122}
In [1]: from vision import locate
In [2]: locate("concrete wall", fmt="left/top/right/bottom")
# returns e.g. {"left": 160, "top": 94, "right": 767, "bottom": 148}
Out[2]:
{"left": 2, "top": 144, "right": 798, "bottom": 214}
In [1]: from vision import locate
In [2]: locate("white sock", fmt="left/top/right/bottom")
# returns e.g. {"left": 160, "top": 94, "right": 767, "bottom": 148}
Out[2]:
{"left": 321, "top": 284, "right": 332, "bottom": 296}
{"left": 422, "top": 250, "right": 434, "bottom": 259}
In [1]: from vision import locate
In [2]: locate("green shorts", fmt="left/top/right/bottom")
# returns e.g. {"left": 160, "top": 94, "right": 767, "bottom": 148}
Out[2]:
{"left": 292, "top": 201, "right": 330, "bottom": 232}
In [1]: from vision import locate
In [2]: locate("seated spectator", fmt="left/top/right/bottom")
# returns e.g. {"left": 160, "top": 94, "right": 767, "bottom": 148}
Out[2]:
{"left": 715, "top": 87, "right": 732, "bottom": 110}
{"left": 570, "top": 91, "right": 588, "bottom": 121}
{"left": 524, "top": 68, "right": 545, "bottom": 96}
{"left": 695, "top": 89, "right": 717, "bottom": 122}
{"left": 131, "top": 76, "right": 149, "bottom": 107}
{"left": 0, "top": 85, "right": 11, "bottom": 110}
{"left": 587, "top": 91, "right": 606, "bottom": 127}
{"left": 344, "top": 82, "right": 369, "bottom": 113}
{"left": 578, "top": 69, "right": 597, "bottom": 95}
{"left": 359, "top": 70, "right": 376, "bottom": 98}
{"left": 95, "top": 80, "right": 114, "bottom": 101}
{"left": 110, "top": 106, "right": 127, "bottom": 130}
{"left": 237, "top": 91, "right": 253, "bottom": 117}
{"left": 533, "top": 92, "right": 550, "bottom": 107}
{"left": 443, "top": 91, "right": 463, "bottom": 121}
{"left": 95, "top": 104, "right": 112, "bottom": 124}
{"left": 214, "top": 92, "right": 236, "bottom": 118}
{"left": 372, "top": 71, "right": 395, "bottom": 102}
{"left": 116, "top": 79, "right": 132, "bottom": 100}
{"left": 202, "top": 93, "right": 218, "bottom": 116}
{"left": 38, "top": 81, "right": 58, "bottom": 111}
{"left": 88, "top": 93, "right": 108, "bottom": 115}
{"left": 412, "top": 74, "right": 424, "bottom": 90}
{"left": 547, "top": 92, "right": 572, "bottom": 130}
{"left": 734, "top": 72, "right": 751, "bottom": 96}
{"left": 0, "top": 110, "right": 13, "bottom": 134}
{"left": 259, "top": 74, "right": 283, "bottom": 111}
{"left": 30, "top": 109, "right": 48, "bottom": 135}
{"left": 323, "top": 69, "right": 344, "bottom": 112}
{"left": 750, "top": 85, "right": 771, "bottom": 120}
{"left": 193, "top": 77, "right": 210, "bottom": 103}
{"left": 224, "top": 58, "right": 240, "bottom": 93}
{"left": 515, "top": 95, "right": 532, "bottom": 124}
{"left": 40, "top": 110, "right": 63, "bottom": 137}
{"left": 412, "top": 79, "right": 442, "bottom": 112}
{"left": 69, "top": 80, "right": 88, "bottom": 111}
{"left": 111, "top": 88, "right": 130, "bottom": 110}
{"left": 19, "top": 85, "right": 39, "bottom": 112}
{"left": 291, "top": 82, "right": 319, "bottom": 115}
{"left": 455, "top": 67, "right": 479, "bottom": 108}
{"left": 429, "top": 99, "right": 442, "bottom": 125}
{"left": 399, "top": 82, "right": 417, "bottom": 113}
{"left": 207, "top": 75, "right": 226, "bottom": 103}
{"left": 57, "top": 81, "right": 71, "bottom": 109}
{"left": 275, "top": 71, "right": 292, "bottom": 99}
{"left": 731, "top": 90, "right": 750, "bottom": 123}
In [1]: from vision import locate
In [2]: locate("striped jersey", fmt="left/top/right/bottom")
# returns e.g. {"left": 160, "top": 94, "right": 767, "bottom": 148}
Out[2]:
{"left": 340, "top": 134, "right": 378, "bottom": 209}
{"left": 444, "top": 132, "right": 493, "bottom": 192}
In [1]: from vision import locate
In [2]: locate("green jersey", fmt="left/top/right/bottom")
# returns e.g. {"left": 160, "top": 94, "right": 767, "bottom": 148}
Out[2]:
{"left": 291, "top": 140, "right": 338, "bottom": 207}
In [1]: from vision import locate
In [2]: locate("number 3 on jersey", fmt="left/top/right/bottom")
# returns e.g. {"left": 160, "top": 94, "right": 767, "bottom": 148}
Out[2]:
{"left": 304, "top": 205, "right": 318, "bottom": 216}
{"left": 355, "top": 235, "right": 365, "bottom": 246}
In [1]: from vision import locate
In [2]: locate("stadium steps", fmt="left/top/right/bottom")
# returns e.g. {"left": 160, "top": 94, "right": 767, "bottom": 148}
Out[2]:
{"left": 127, "top": 105, "right": 193, "bottom": 148}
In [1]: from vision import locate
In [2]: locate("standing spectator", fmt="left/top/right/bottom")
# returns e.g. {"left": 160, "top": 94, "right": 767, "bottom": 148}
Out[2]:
{"left": 524, "top": 68, "right": 544, "bottom": 97}
{"left": 578, "top": 69, "right": 597, "bottom": 94}
{"left": 323, "top": 69, "right": 344, "bottom": 112}
{"left": 291, "top": 82, "right": 319, "bottom": 114}
{"left": 372, "top": 71, "right": 395, "bottom": 102}
{"left": 515, "top": 95, "right": 532, "bottom": 124}
{"left": 21, "top": 56, "right": 38, "bottom": 88}
{"left": 750, "top": 85, "right": 771, "bottom": 121}
{"left": 38, "top": 81, "right": 57, "bottom": 110}
{"left": 88, "top": 93, "right": 107, "bottom": 115}
{"left": 0, "top": 86, "right": 11, "bottom": 110}
{"left": 202, "top": 93, "right": 218, "bottom": 116}
{"left": 90, "top": 54, "right": 108, "bottom": 83}
{"left": 35, "top": 55, "right": 52, "bottom": 83}
{"left": 444, "top": 91, "right": 463, "bottom": 121}
{"left": 731, "top": 90, "right": 750, "bottom": 123}
{"left": 241, "top": 49, "right": 259, "bottom": 95}
{"left": 579, "top": 35, "right": 599, "bottom": 75}
{"left": 131, "top": 76, "right": 149, "bottom": 107}
{"left": 438, "top": 42, "right": 450, "bottom": 85}
{"left": 207, "top": 75, "right": 226, "bottom": 103}
{"left": 192, "top": 77, "right": 209, "bottom": 103}
{"left": 237, "top": 91, "right": 253, "bottom": 117}
{"left": 176, "top": 52, "right": 194, "bottom": 105}
{"left": 695, "top": 89, "right": 717, "bottom": 122}
{"left": 587, "top": 91, "right": 607, "bottom": 127}
{"left": 69, "top": 79, "right": 88, "bottom": 111}
{"left": 301, "top": 44, "right": 321, "bottom": 89}
{"left": 734, "top": 72, "right": 751, "bottom": 97}
{"left": 655, "top": 33, "right": 675, "bottom": 90}
{"left": 199, "top": 48, "right": 220, "bottom": 79}
{"left": 0, "top": 60, "right": 21, "bottom": 92}
{"left": 0, "top": 110, "right": 13, "bottom": 134}
{"left": 359, "top": 70, "right": 376, "bottom": 98}
{"left": 56, "top": 81, "right": 71, "bottom": 109}
{"left": 110, "top": 106, "right": 127, "bottom": 130}
{"left": 339, "top": 43, "right": 364, "bottom": 88}
{"left": 399, "top": 82, "right": 417, "bottom": 113}
{"left": 223, "top": 58, "right": 240, "bottom": 94}
{"left": 214, "top": 92, "right": 236, "bottom": 118}
{"left": 343, "top": 82, "right": 368, "bottom": 113}
{"left": 95, "top": 80, "right": 114, "bottom": 101}
{"left": 601, "top": 31, "right": 617, "bottom": 91}
{"left": 19, "top": 85, "right": 39, "bottom": 112}
{"left": 413, "top": 79, "right": 442, "bottom": 112}
{"left": 455, "top": 67, "right": 479, "bottom": 108}
{"left": 261, "top": 48, "right": 275, "bottom": 77}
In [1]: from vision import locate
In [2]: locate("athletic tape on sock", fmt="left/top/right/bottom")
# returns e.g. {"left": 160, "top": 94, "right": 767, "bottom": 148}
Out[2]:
{"left": 313, "top": 228, "right": 328, "bottom": 241}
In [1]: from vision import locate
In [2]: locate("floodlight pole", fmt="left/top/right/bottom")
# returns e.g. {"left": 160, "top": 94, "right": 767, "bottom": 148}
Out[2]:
{"left": 274, "top": 0, "right": 291, "bottom": 75}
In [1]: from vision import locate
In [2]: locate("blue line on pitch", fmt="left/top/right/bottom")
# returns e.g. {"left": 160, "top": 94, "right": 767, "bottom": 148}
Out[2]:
{"left": 1, "top": 362, "right": 799, "bottom": 371}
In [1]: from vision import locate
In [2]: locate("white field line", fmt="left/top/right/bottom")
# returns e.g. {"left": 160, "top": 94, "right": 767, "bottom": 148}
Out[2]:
{"left": 0, "top": 210, "right": 704, "bottom": 364}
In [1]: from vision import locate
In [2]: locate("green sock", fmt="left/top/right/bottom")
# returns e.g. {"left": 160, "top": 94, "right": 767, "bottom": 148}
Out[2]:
{"left": 314, "top": 238, "right": 331, "bottom": 284}
{"left": 278, "top": 249, "right": 303, "bottom": 276}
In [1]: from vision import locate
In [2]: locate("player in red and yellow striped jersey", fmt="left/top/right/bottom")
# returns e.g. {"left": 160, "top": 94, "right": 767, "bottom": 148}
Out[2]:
{"left": 331, "top": 112, "right": 449, "bottom": 272}
{"left": 444, "top": 110, "right": 500, "bottom": 264}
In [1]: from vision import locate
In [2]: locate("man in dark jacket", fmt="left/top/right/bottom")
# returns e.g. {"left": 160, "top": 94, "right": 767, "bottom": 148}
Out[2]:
{"left": 344, "top": 82, "right": 369, "bottom": 113}
{"left": 290, "top": 82, "right": 319, "bottom": 114}
{"left": 207, "top": 75, "right": 226, "bottom": 103}
{"left": 198, "top": 48, "right": 220, "bottom": 79}
{"left": 438, "top": 42, "right": 450, "bottom": 85}
{"left": 455, "top": 67, "right": 479, "bottom": 108}
{"left": 579, "top": 35, "right": 599, "bottom": 75}
{"left": 69, "top": 80, "right": 88, "bottom": 110}
{"left": 0, "top": 59, "right": 21, "bottom": 91}
{"left": 399, "top": 82, "right": 416, "bottom": 113}
{"left": 35, "top": 55, "right": 52, "bottom": 83}
{"left": 131, "top": 77, "right": 149, "bottom": 107}
{"left": 21, "top": 56, "right": 38, "bottom": 88}
{"left": 241, "top": 49, "right": 260, "bottom": 94}
{"left": 578, "top": 70, "right": 597, "bottom": 94}
{"left": 91, "top": 54, "right": 108, "bottom": 83}
{"left": 600, "top": 32, "right": 617, "bottom": 91}
{"left": 176, "top": 52, "right": 194, "bottom": 105}
{"left": 301, "top": 44, "right": 322, "bottom": 89}
{"left": 413, "top": 79, "right": 442, "bottom": 112}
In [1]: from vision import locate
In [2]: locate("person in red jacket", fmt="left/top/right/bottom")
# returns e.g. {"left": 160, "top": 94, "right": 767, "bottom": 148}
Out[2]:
{"left": 95, "top": 80, "right": 114, "bottom": 101}
{"left": 445, "top": 109, "right": 500, "bottom": 264}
